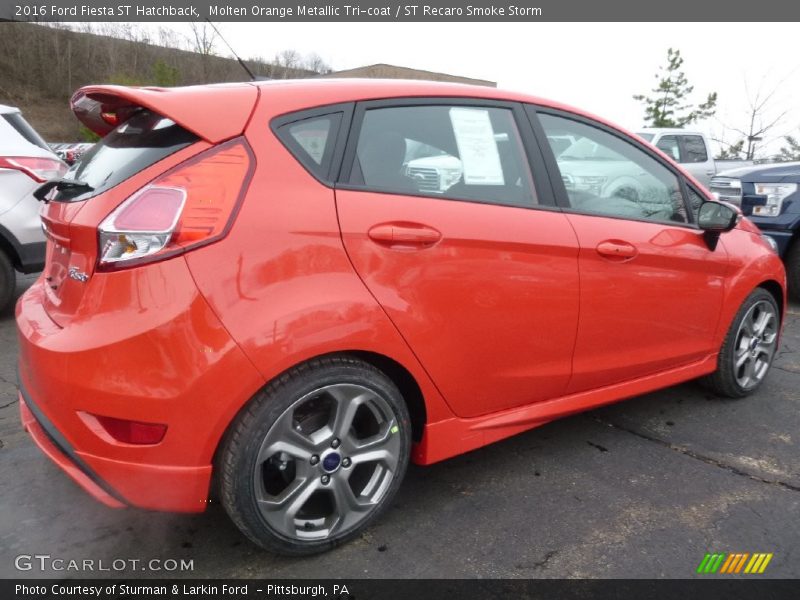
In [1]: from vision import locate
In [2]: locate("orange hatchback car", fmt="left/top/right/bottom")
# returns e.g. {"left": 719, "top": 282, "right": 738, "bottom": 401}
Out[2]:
{"left": 17, "top": 80, "right": 785, "bottom": 554}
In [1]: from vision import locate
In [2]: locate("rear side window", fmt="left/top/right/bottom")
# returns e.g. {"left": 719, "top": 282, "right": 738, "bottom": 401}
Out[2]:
{"left": 349, "top": 105, "right": 537, "bottom": 208}
{"left": 2, "top": 112, "right": 50, "bottom": 151}
{"left": 274, "top": 113, "right": 342, "bottom": 181}
{"left": 681, "top": 135, "right": 708, "bottom": 163}
{"left": 54, "top": 110, "right": 198, "bottom": 202}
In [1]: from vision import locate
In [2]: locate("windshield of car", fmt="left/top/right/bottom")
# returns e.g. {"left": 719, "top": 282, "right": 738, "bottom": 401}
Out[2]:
{"left": 53, "top": 109, "right": 198, "bottom": 202}
{"left": 637, "top": 133, "right": 655, "bottom": 142}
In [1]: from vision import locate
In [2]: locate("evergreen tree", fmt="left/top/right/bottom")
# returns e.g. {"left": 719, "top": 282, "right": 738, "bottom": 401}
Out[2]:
{"left": 634, "top": 48, "right": 718, "bottom": 127}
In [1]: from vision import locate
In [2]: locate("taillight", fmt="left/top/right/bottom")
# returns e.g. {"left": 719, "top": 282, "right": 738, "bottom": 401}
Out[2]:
{"left": 97, "top": 138, "right": 254, "bottom": 270}
{"left": 0, "top": 156, "right": 66, "bottom": 182}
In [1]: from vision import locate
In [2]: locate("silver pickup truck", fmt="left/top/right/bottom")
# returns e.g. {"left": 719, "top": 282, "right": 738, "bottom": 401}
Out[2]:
{"left": 636, "top": 128, "right": 752, "bottom": 188}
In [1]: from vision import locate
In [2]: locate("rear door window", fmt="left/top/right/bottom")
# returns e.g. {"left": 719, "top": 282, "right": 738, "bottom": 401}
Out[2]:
{"left": 680, "top": 135, "right": 708, "bottom": 163}
{"left": 53, "top": 110, "right": 198, "bottom": 202}
{"left": 348, "top": 104, "right": 537, "bottom": 208}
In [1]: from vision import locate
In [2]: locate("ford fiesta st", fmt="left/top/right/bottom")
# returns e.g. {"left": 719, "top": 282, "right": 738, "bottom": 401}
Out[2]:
{"left": 17, "top": 79, "right": 785, "bottom": 554}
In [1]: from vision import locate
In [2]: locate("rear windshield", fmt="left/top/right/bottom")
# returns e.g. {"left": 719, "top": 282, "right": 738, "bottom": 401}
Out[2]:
{"left": 2, "top": 112, "right": 50, "bottom": 151}
{"left": 53, "top": 110, "right": 198, "bottom": 202}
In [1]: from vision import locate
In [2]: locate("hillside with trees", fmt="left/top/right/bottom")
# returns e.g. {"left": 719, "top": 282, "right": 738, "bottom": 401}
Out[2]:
{"left": 0, "top": 22, "right": 329, "bottom": 141}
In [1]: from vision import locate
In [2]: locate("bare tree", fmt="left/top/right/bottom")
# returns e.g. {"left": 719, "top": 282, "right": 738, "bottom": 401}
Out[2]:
{"left": 187, "top": 22, "right": 218, "bottom": 82}
{"left": 275, "top": 49, "right": 302, "bottom": 77}
{"left": 304, "top": 52, "right": 331, "bottom": 74}
{"left": 712, "top": 76, "right": 792, "bottom": 160}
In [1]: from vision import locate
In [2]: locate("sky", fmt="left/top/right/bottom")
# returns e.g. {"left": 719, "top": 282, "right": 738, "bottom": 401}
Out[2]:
{"left": 145, "top": 21, "right": 800, "bottom": 157}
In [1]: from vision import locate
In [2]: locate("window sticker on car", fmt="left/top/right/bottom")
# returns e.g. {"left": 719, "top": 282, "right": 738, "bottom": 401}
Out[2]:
{"left": 449, "top": 107, "right": 504, "bottom": 186}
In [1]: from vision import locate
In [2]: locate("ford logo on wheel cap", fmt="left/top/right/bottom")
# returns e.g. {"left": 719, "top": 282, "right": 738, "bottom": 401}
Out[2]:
{"left": 322, "top": 452, "right": 341, "bottom": 473}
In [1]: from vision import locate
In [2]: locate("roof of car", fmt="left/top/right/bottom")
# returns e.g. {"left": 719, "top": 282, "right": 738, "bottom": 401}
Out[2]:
{"left": 636, "top": 127, "right": 705, "bottom": 136}
{"left": 255, "top": 77, "right": 553, "bottom": 105}
{"left": 0, "top": 104, "right": 20, "bottom": 114}
{"left": 71, "top": 78, "right": 639, "bottom": 149}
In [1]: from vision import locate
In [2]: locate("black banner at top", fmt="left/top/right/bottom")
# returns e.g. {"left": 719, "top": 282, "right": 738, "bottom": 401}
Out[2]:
{"left": 0, "top": 0, "right": 796, "bottom": 22}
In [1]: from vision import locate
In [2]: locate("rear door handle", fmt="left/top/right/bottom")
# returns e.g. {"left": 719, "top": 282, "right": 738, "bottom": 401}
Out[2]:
{"left": 368, "top": 223, "right": 442, "bottom": 248}
{"left": 596, "top": 240, "right": 638, "bottom": 261}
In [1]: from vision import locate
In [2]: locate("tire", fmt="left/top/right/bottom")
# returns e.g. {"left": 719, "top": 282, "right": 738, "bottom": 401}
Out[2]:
{"left": 219, "top": 356, "right": 411, "bottom": 555}
{"left": 702, "top": 288, "right": 780, "bottom": 398}
{"left": 786, "top": 240, "right": 800, "bottom": 303}
{"left": 0, "top": 251, "right": 16, "bottom": 314}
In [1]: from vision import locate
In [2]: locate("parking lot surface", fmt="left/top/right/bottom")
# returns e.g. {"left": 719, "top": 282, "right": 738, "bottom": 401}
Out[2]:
{"left": 1, "top": 274, "right": 798, "bottom": 578}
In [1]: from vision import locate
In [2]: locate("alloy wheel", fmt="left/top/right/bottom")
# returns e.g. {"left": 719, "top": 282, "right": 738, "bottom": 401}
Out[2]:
{"left": 253, "top": 383, "right": 401, "bottom": 541}
{"left": 733, "top": 299, "right": 779, "bottom": 390}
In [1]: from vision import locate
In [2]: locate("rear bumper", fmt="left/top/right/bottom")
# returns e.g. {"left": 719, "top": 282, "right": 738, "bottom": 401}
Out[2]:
{"left": 19, "top": 390, "right": 125, "bottom": 509}
{"left": 15, "top": 262, "right": 264, "bottom": 513}
{"left": 19, "top": 385, "right": 213, "bottom": 512}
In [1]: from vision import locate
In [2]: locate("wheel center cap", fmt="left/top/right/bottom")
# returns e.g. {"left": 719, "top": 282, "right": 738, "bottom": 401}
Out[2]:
{"left": 321, "top": 451, "right": 341, "bottom": 473}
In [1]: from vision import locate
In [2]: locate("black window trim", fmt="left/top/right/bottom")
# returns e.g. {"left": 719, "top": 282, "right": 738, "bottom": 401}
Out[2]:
{"left": 270, "top": 102, "right": 355, "bottom": 186}
{"left": 335, "top": 96, "right": 561, "bottom": 212}
{"left": 526, "top": 105, "right": 702, "bottom": 230}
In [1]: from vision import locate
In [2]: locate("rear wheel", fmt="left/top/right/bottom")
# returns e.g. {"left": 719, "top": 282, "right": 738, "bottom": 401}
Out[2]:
{"left": 219, "top": 356, "right": 411, "bottom": 555}
{"left": 0, "top": 251, "right": 16, "bottom": 314}
{"left": 702, "top": 288, "right": 780, "bottom": 398}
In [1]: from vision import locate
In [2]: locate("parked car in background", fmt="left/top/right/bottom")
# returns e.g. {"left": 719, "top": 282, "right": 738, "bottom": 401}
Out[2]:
{"left": 49, "top": 142, "right": 95, "bottom": 166}
{"left": 636, "top": 128, "right": 752, "bottom": 188}
{"left": 710, "top": 163, "right": 800, "bottom": 300}
{"left": 0, "top": 104, "right": 66, "bottom": 311}
{"left": 17, "top": 80, "right": 785, "bottom": 557}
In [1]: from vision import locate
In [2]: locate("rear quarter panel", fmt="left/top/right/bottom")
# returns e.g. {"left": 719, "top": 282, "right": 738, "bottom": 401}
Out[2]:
{"left": 184, "top": 95, "right": 455, "bottom": 436}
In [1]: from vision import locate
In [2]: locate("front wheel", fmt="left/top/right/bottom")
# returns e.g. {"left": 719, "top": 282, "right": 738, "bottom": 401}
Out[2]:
{"left": 219, "top": 356, "right": 411, "bottom": 555}
{"left": 702, "top": 288, "right": 780, "bottom": 398}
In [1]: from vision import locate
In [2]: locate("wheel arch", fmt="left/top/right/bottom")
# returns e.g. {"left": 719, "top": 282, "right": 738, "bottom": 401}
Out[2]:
{"left": 211, "top": 349, "right": 429, "bottom": 472}
{"left": 758, "top": 279, "right": 785, "bottom": 321}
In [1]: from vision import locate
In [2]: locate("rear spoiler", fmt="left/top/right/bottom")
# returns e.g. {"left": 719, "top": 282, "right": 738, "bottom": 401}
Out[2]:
{"left": 70, "top": 84, "right": 258, "bottom": 142}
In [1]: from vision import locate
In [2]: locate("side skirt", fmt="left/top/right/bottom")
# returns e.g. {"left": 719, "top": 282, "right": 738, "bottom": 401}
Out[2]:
{"left": 412, "top": 354, "right": 717, "bottom": 465}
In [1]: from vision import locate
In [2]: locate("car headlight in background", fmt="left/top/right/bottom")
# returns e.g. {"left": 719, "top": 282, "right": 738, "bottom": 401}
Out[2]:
{"left": 440, "top": 167, "right": 462, "bottom": 189}
{"left": 752, "top": 183, "right": 796, "bottom": 217}
{"left": 562, "top": 175, "right": 607, "bottom": 195}
{"left": 760, "top": 234, "right": 779, "bottom": 253}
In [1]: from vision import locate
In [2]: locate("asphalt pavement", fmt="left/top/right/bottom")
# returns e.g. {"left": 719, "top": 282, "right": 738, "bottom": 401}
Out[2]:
{"left": 1, "top": 274, "right": 798, "bottom": 579}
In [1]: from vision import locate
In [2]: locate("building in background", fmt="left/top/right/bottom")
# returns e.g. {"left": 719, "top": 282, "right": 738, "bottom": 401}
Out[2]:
{"left": 325, "top": 63, "right": 495, "bottom": 87}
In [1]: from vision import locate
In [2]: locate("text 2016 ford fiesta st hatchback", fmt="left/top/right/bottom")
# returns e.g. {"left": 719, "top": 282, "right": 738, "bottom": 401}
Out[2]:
{"left": 17, "top": 80, "right": 786, "bottom": 555}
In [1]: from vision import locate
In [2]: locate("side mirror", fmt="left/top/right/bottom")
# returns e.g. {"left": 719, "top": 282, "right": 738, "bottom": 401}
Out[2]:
{"left": 697, "top": 201, "right": 739, "bottom": 250}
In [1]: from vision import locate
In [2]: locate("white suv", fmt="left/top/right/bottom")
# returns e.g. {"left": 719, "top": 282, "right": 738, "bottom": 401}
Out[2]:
{"left": 0, "top": 105, "right": 66, "bottom": 311}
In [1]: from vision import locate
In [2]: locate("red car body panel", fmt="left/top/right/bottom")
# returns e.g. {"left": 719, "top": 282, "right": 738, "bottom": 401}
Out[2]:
{"left": 335, "top": 189, "right": 580, "bottom": 418}
{"left": 564, "top": 214, "right": 728, "bottom": 392}
{"left": 16, "top": 79, "right": 787, "bottom": 513}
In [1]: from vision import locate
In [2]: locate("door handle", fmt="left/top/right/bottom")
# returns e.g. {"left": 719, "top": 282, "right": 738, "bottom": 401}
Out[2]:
{"left": 596, "top": 240, "right": 638, "bottom": 261}
{"left": 368, "top": 223, "right": 442, "bottom": 248}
